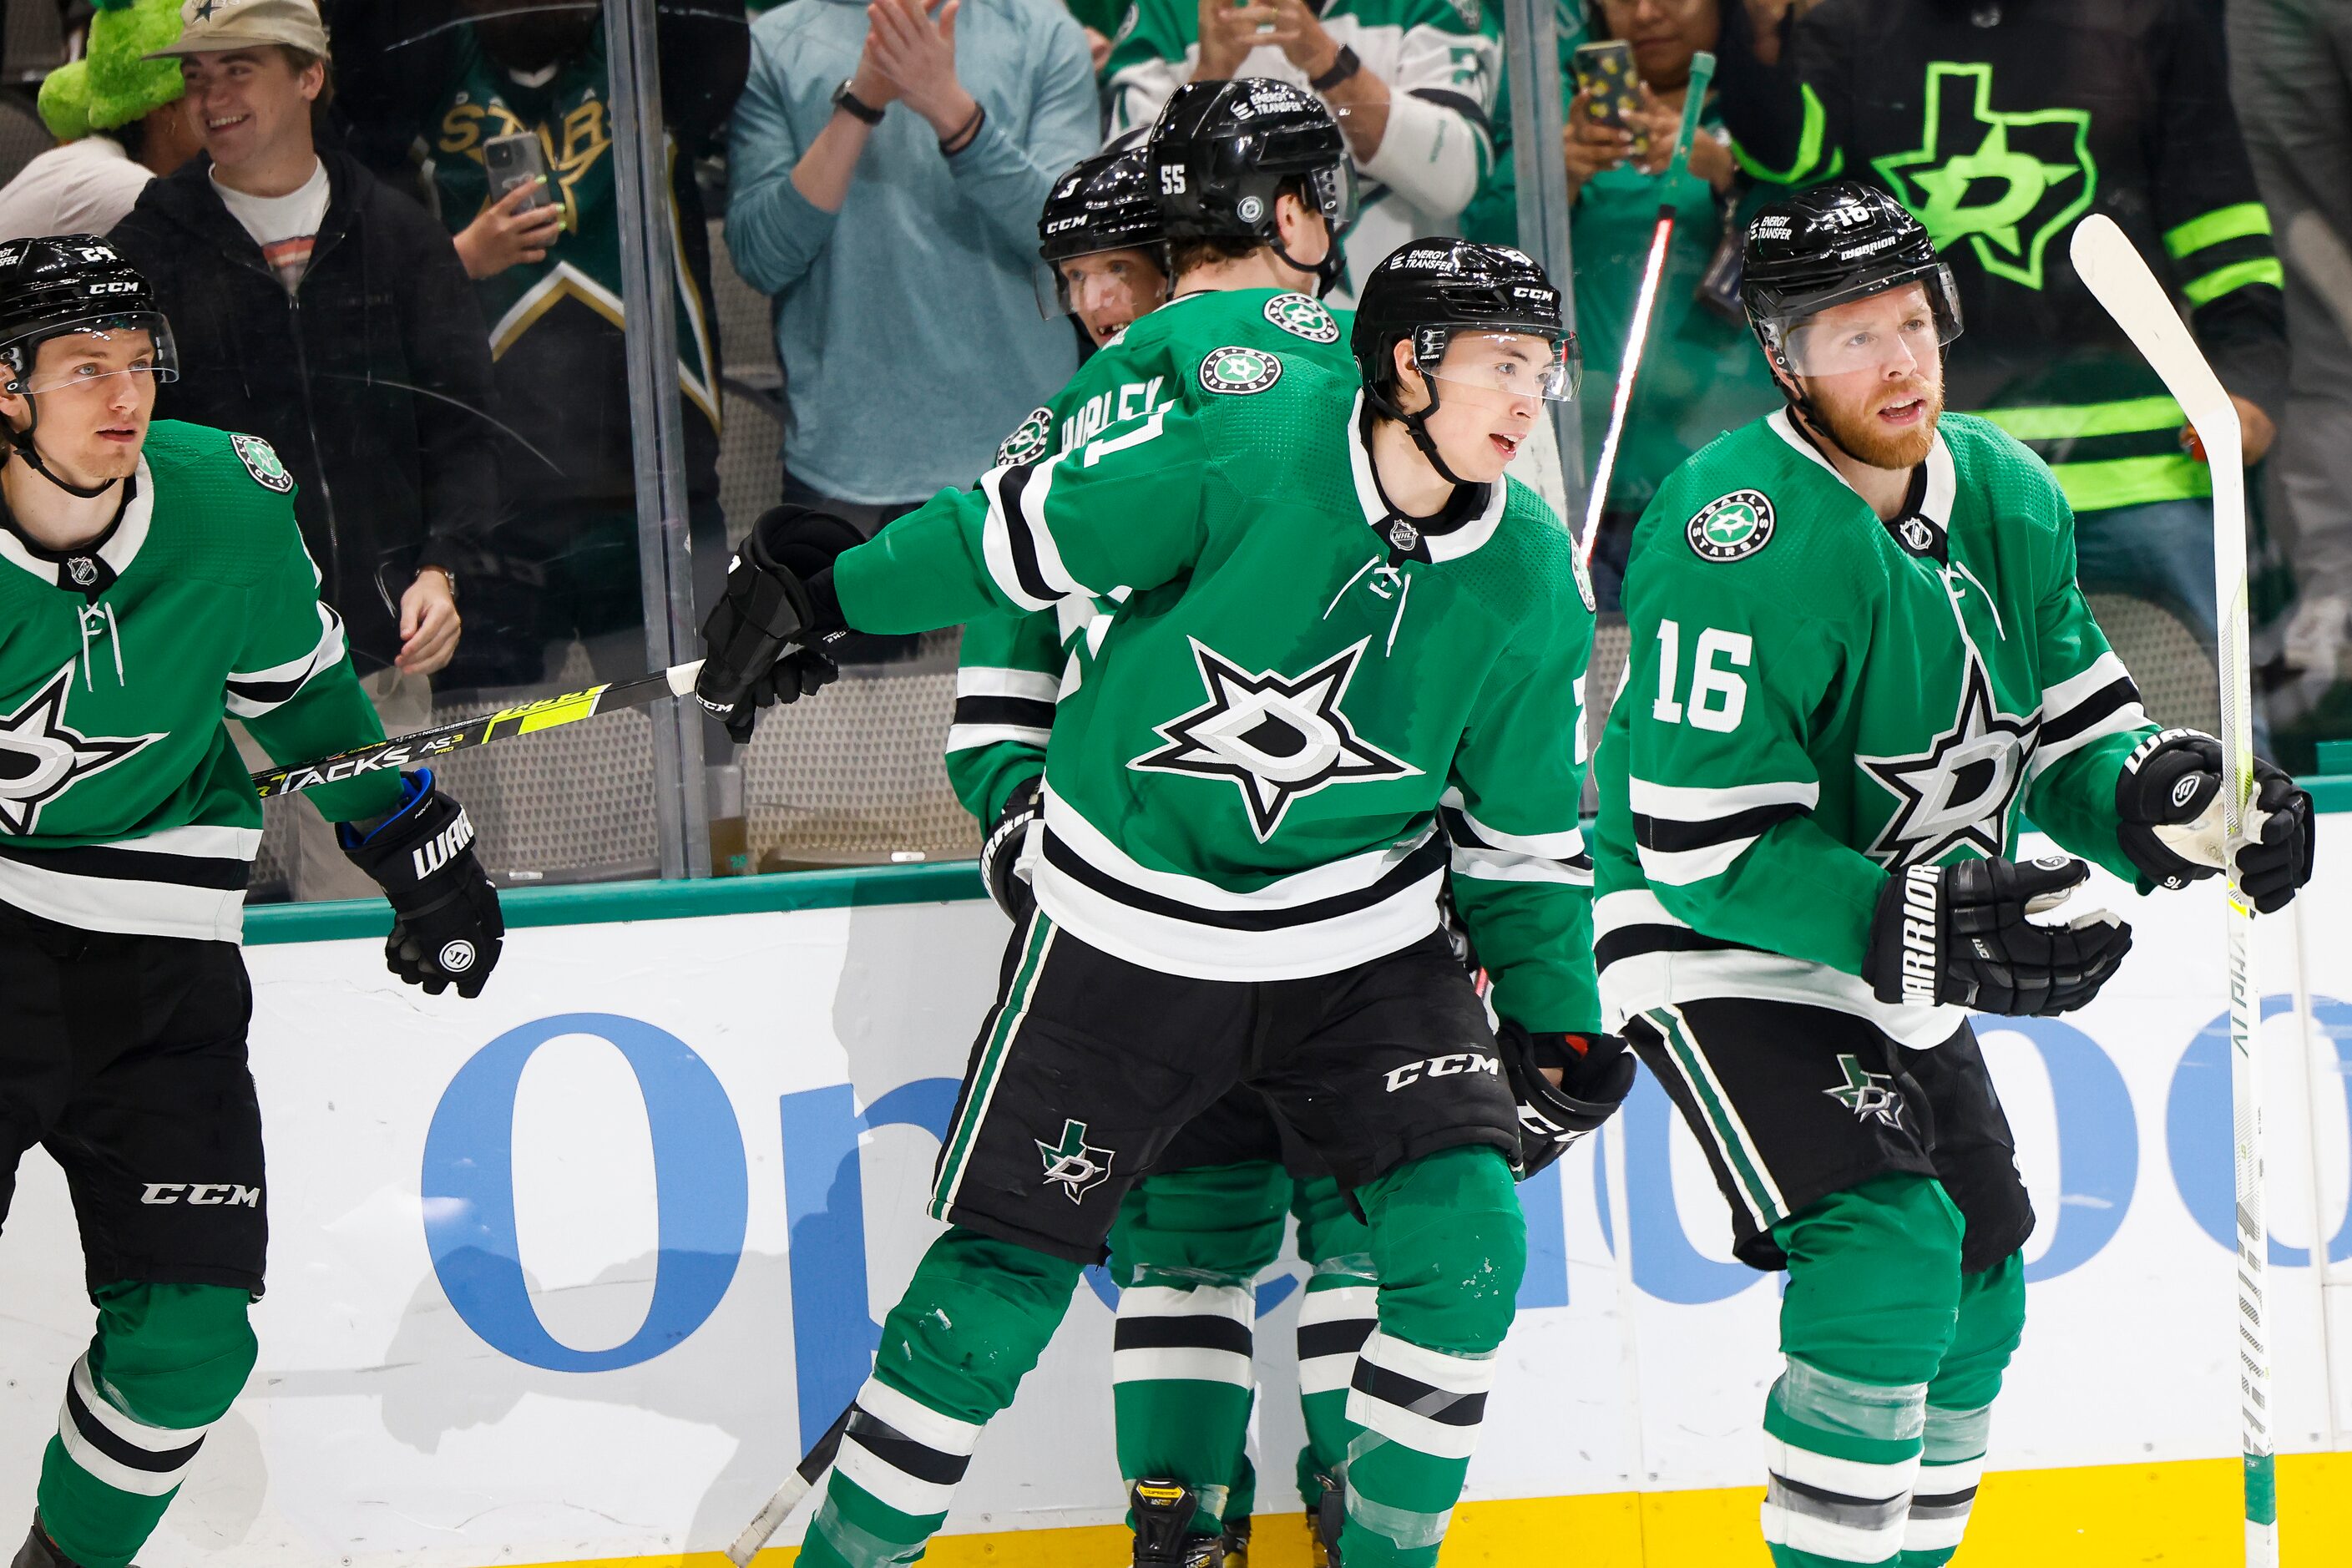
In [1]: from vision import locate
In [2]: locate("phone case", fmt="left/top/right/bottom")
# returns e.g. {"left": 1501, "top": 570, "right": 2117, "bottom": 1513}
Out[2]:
{"left": 1574, "top": 41, "right": 1641, "bottom": 142}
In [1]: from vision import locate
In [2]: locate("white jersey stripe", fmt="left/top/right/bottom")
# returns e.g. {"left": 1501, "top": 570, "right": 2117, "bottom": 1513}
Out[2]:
{"left": 1629, "top": 776, "right": 1819, "bottom": 823}
{"left": 955, "top": 667, "right": 1062, "bottom": 704}
{"left": 946, "top": 722, "right": 1053, "bottom": 753}
{"left": 1448, "top": 842, "right": 1592, "bottom": 886}
{"left": 1636, "top": 836, "right": 1759, "bottom": 886}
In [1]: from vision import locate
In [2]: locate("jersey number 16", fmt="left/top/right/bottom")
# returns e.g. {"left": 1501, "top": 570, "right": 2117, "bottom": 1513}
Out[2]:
{"left": 1651, "top": 620, "right": 1751, "bottom": 733}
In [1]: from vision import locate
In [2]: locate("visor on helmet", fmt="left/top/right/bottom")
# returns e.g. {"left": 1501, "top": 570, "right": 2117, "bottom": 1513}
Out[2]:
{"left": 1754, "top": 262, "right": 1963, "bottom": 377}
{"left": 1031, "top": 245, "right": 1170, "bottom": 321}
{"left": 4, "top": 313, "right": 180, "bottom": 396}
{"left": 1419, "top": 329, "right": 1580, "bottom": 402}
{"left": 1305, "top": 157, "right": 1360, "bottom": 235}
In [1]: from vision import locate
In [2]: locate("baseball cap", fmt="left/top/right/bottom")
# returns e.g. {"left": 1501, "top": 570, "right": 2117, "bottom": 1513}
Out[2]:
{"left": 144, "top": 0, "right": 331, "bottom": 59}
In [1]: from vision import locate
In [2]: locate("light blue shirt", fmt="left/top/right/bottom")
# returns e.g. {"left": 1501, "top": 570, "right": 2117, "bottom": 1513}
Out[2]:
{"left": 727, "top": 0, "right": 1101, "bottom": 505}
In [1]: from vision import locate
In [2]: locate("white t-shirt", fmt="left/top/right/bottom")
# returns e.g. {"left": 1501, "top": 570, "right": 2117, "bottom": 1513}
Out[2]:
{"left": 0, "top": 136, "right": 156, "bottom": 242}
{"left": 211, "top": 156, "right": 331, "bottom": 293}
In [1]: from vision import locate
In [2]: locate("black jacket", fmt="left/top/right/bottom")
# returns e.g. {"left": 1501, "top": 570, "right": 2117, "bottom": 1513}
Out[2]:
{"left": 111, "top": 148, "right": 497, "bottom": 673}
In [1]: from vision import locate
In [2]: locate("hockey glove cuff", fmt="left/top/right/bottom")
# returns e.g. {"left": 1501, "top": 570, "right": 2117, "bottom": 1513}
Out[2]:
{"left": 1498, "top": 1021, "right": 1635, "bottom": 1178}
{"left": 979, "top": 774, "right": 1040, "bottom": 924}
{"left": 695, "top": 505, "right": 859, "bottom": 739}
{"left": 2116, "top": 729, "right": 2314, "bottom": 913}
{"left": 338, "top": 770, "right": 504, "bottom": 998}
{"left": 1864, "top": 855, "right": 2132, "bottom": 1017}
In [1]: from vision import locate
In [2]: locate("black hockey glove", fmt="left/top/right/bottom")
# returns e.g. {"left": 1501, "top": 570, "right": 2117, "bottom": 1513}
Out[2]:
{"left": 2116, "top": 729, "right": 2314, "bottom": 914}
{"left": 338, "top": 770, "right": 503, "bottom": 999}
{"left": 695, "top": 505, "right": 862, "bottom": 741}
{"left": 979, "top": 774, "right": 1039, "bottom": 924}
{"left": 1498, "top": 1021, "right": 1636, "bottom": 1179}
{"left": 1864, "top": 855, "right": 2131, "bottom": 1017}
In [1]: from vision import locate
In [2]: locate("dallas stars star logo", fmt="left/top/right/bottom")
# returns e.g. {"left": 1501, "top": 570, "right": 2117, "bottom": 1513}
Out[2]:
{"left": 1037, "top": 1119, "right": 1115, "bottom": 1203}
{"left": 1826, "top": 1054, "right": 1905, "bottom": 1130}
{"left": 1872, "top": 62, "right": 2096, "bottom": 292}
{"left": 0, "top": 663, "right": 163, "bottom": 836}
{"left": 1858, "top": 651, "right": 2036, "bottom": 869}
{"left": 1130, "top": 638, "right": 1420, "bottom": 842}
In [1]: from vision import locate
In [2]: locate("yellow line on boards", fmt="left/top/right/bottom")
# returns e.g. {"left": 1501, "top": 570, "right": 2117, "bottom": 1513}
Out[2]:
{"left": 508, "top": 1451, "right": 2352, "bottom": 1568}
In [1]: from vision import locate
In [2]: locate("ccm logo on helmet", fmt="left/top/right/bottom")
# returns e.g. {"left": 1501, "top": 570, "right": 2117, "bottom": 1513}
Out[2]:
{"left": 84, "top": 280, "right": 142, "bottom": 295}
{"left": 412, "top": 808, "right": 477, "bottom": 880}
{"left": 140, "top": 1183, "right": 261, "bottom": 1207}
{"left": 1384, "top": 1051, "right": 1500, "bottom": 1092}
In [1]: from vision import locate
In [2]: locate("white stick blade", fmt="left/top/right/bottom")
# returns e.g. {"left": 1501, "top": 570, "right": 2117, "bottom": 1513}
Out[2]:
{"left": 2069, "top": 215, "right": 2239, "bottom": 439}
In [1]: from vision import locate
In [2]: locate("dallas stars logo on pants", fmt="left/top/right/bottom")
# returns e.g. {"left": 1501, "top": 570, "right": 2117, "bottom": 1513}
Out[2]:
{"left": 1037, "top": 1119, "right": 1115, "bottom": 1203}
{"left": 1826, "top": 1054, "right": 1905, "bottom": 1130}
{"left": 1130, "top": 637, "right": 1419, "bottom": 841}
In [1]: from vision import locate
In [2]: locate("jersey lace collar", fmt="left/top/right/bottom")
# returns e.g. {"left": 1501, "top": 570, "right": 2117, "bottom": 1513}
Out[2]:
{"left": 0, "top": 458, "right": 154, "bottom": 598}
{"left": 1345, "top": 392, "right": 1507, "bottom": 564}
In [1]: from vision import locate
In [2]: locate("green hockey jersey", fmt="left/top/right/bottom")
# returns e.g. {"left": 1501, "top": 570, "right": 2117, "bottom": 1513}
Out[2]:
{"left": 1591, "top": 410, "right": 2161, "bottom": 1046}
{"left": 948, "top": 287, "right": 1358, "bottom": 827}
{"left": 851, "top": 352, "right": 1599, "bottom": 1031}
{"left": 0, "top": 422, "right": 404, "bottom": 942}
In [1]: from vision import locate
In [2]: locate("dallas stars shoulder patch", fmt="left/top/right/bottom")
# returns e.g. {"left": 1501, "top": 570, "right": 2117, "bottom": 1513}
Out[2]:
{"left": 996, "top": 407, "right": 1054, "bottom": 467}
{"left": 1687, "top": 490, "right": 1774, "bottom": 561}
{"left": 230, "top": 432, "right": 294, "bottom": 494}
{"left": 1199, "top": 345, "right": 1282, "bottom": 396}
{"left": 1264, "top": 292, "right": 1340, "bottom": 344}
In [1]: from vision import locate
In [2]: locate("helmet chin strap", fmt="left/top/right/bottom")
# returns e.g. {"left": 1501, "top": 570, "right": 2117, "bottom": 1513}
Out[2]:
{"left": 3, "top": 396, "right": 119, "bottom": 502}
{"left": 1267, "top": 228, "right": 1346, "bottom": 301}
{"left": 1365, "top": 362, "right": 1473, "bottom": 492}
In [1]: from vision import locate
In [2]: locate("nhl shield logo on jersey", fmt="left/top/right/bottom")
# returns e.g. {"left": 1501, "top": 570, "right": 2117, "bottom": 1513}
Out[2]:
{"left": 1859, "top": 651, "right": 2038, "bottom": 868}
{"left": 230, "top": 432, "right": 295, "bottom": 494}
{"left": 996, "top": 407, "right": 1054, "bottom": 467}
{"left": 1264, "top": 292, "right": 1340, "bottom": 344}
{"left": 1825, "top": 1054, "right": 1905, "bottom": 1130}
{"left": 0, "top": 662, "right": 164, "bottom": 835}
{"left": 1200, "top": 346, "right": 1282, "bottom": 396}
{"left": 1132, "top": 637, "right": 1421, "bottom": 841}
{"left": 1037, "top": 1119, "right": 1115, "bottom": 1203}
{"left": 1687, "top": 490, "right": 1776, "bottom": 561}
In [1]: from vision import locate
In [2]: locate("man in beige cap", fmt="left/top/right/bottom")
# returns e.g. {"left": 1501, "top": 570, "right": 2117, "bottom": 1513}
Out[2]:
{"left": 109, "top": 0, "right": 498, "bottom": 905}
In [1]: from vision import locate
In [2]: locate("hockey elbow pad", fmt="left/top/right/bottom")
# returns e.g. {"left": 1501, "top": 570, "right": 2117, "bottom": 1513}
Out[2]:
{"left": 1498, "top": 1021, "right": 1635, "bottom": 1178}
{"left": 1864, "top": 854, "right": 2132, "bottom": 1018}
{"left": 979, "top": 774, "right": 1040, "bottom": 924}
{"left": 695, "top": 505, "right": 859, "bottom": 721}
{"left": 338, "top": 770, "right": 504, "bottom": 999}
{"left": 2117, "top": 730, "right": 2314, "bottom": 913}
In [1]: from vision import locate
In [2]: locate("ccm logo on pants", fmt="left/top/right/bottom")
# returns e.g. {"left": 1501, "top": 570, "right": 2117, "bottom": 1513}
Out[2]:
{"left": 1383, "top": 1052, "right": 1499, "bottom": 1092}
{"left": 139, "top": 1184, "right": 261, "bottom": 1207}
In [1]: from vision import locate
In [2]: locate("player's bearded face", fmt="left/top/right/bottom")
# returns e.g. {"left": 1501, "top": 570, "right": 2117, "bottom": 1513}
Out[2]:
{"left": 1785, "top": 284, "right": 1945, "bottom": 470}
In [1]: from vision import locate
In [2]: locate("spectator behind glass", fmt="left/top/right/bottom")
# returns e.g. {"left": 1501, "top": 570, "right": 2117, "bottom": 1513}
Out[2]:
{"left": 726, "top": 0, "right": 1098, "bottom": 542}
{"left": 1716, "top": 0, "right": 2292, "bottom": 726}
{"left": 2233, "top": 0, "right": 2352, "bottom": 763}
{"left": 1103, "top": 0, "right": 1500, "bottom": 301}
{"left": 0, "top": 0, "right": 202, "bottom": 240}
{"left": 326, "top": 0, "right": 748, "bottom": 691}
{"left": 1464, "top": 0, "right": 1777, "bottom": 607}
{"left": 109, "top": 0, "right": 496, "bottom": 902}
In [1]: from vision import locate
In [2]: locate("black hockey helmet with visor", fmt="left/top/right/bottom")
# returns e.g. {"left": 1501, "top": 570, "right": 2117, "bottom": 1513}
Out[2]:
{"left": 1034, "top": 139, "right": 1167, "bottom": 317}
{"left": 0, "top": 234, "right": 179, "bottom": 500}
{"left": 1742, "top": 180, "right": 1961, "bottom": 379}
{"left": 1149, "top": 78, "right": 1358, "bottom": 298}
{"left": 1353, "top": 239, "right": 1576, "bottom": 484}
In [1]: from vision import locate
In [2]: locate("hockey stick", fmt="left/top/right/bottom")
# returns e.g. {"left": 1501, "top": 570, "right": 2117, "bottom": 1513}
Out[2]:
{"left": 726, "top": 1400, "right": 857, "bottom": 1565}
{"left": 1579, "top": 50, "right": 1715, "bottom": 569}
{"left": 2070, "top": 212, "right": 2275, "bottom": 1567}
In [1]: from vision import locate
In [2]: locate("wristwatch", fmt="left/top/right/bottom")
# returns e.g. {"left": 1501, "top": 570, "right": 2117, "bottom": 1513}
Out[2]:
{"left": 1310, "top": 45, "right": 1362, "bottom": 92}
{"left": 832, "top": 78, "right": 886, "bottom": 126}
{"left": 418, "top": 564, "right": 458, "bottom": 601}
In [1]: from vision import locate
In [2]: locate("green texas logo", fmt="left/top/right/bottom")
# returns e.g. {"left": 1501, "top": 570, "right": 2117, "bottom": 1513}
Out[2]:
{"left": 1825, "top": 1054, "right": 1904, "bottom": 1130}
{"left": 1873, "top": 62, "right": 2096, "bottom": 291}
{"left": 1037, "top": 1119, "right": 1115, "bottom": 1202}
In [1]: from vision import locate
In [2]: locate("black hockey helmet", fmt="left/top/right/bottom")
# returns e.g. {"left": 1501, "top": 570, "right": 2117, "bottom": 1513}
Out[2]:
{"left": 1035, "top": 138, "right": 1167, "bottom": 316}
{"left": 1149, "top": 78, "right": 1356, "bottom": 297}
{"left": 1353, "top": 239, "right": 1577, "bottom": 484}
{"left": 1741, "top": 180, "right": 1962, "bottom": 379}
{"left": 0, "top": 233, "right": 178, "bottom": 498}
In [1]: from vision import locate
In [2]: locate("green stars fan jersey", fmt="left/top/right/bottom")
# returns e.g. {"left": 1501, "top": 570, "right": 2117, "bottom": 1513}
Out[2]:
{"left": 948, "top": 288, "right": 1358, "bottom": 827}
{"left": 1591, "top": 409, "right": 2161, "bottom": 1046}
{"left": 0, "top": 421, "right": 405, "bottom": 942}
{"left": 852, "top": 354, "right": 1599, "bottom": 1032}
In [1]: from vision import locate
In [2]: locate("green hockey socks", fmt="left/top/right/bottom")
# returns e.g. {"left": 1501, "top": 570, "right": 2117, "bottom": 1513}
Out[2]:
{"left": 38, "top": 1282, "right": 257, "bottom": 1568}
{"left": 800, "top": 1227, "right": 1081, "bottom": 1568}
{"left": 1760, "top": 1176, "right": 2024, "bottom": 1568}
{"left": 1290, "top": 1174, "right": 1377, "bottom": 1510}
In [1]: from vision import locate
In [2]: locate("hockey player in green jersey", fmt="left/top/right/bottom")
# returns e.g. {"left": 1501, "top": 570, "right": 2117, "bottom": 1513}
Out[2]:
{"left": 700, "top": 239, "right": 1631, "bottom": 1568}
{"left": 1591, "top": 182, "right": 2316, "bottom": 1568}
{"left": 0, "top": 236, "right": 503, "bottom": 1568}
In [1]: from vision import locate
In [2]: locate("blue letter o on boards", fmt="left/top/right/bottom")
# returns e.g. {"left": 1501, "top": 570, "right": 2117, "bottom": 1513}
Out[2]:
{"left": 1976, "top": 1017, "right": 2137, "bottom": 1282}
{"left": 422, "top": 1013, "right": 749, "bottom": 1369}
{"left": 2168, "top": 994, "right": 2352, "bottom": 1267}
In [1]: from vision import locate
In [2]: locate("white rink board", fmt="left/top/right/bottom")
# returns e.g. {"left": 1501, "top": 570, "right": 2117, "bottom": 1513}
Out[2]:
{"left": 0, "top": 832, "right": 2347, "bottom": 1565}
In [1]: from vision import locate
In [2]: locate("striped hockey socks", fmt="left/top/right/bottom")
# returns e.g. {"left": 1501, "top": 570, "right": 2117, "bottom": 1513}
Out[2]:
{"left": 37, "top": 1282, "right": 256, "bottom": 1568}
